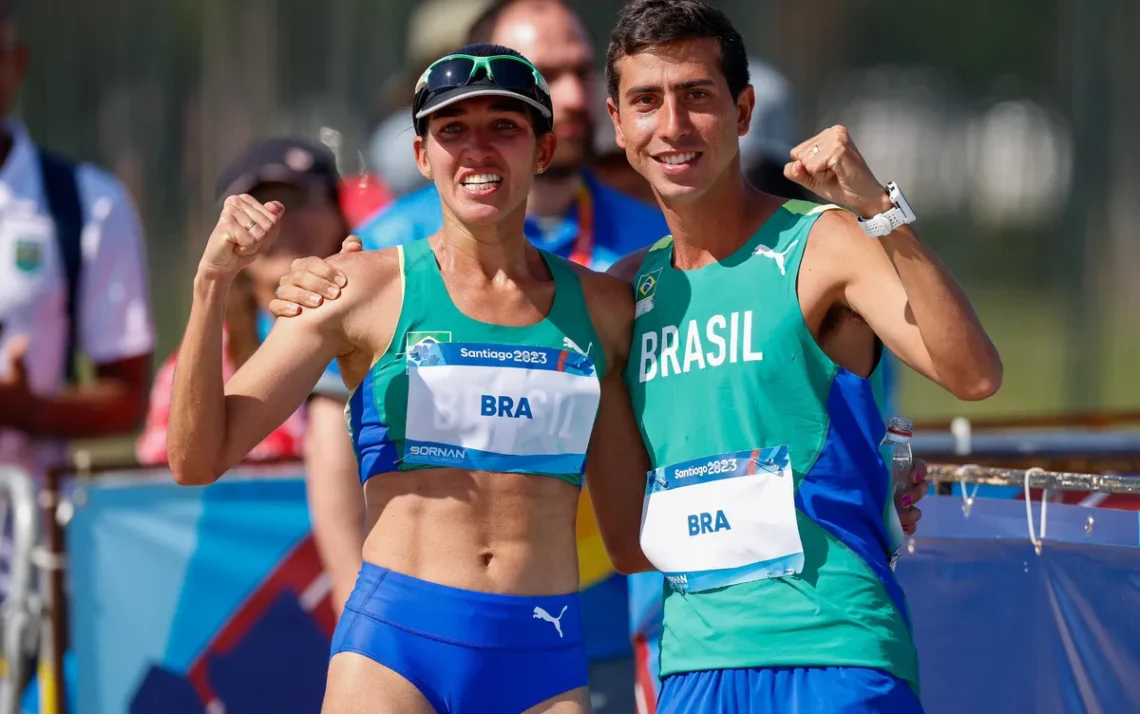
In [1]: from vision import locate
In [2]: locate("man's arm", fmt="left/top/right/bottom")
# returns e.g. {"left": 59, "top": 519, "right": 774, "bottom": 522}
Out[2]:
{"left": 577, "top": 268, "right": 654, "bottom": 574}
{"left": 788, "top": 126, "right": 1002, "bottom": 400}
{"left": 303, "top": 394, "right": 365, "bottom": 617}
{"left": 807, "top": 211, "right": 1001, "bottom": 400}
{"left": 605, "top": 247, "right": 650, "bottom": 285}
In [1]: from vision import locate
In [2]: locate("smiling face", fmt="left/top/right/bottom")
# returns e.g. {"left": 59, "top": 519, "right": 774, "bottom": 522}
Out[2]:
{"left": 607, "top": 37, "right": 754, "bottom": 204}
{"left": 415, "top": 96, "right": 557, "bottom": 226}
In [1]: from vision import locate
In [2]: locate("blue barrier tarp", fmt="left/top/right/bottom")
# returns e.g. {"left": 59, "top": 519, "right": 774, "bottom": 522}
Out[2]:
{"left": 896, "top": 495, "right": 1140, "bottom": 713}
{"left": 69, "top": 474, "right": 1140, "bottom": 713}
{"left": 69, "top": 473, "right": 332, "bottom": 714}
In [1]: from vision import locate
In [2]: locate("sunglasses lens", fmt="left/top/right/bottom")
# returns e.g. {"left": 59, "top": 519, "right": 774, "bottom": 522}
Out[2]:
{"left": 425, "top": 57, "right": 476, "bottom": 93}
{"left": 486, "top": 58, "right": 540, "bottom": 94}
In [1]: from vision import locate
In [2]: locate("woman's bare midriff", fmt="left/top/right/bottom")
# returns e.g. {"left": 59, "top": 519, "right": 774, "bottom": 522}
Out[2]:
{"left": 361, "top": 467, "right": 581, "bottom": 596}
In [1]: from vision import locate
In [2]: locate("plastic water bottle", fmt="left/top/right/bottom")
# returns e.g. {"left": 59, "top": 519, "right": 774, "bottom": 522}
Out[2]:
{"left": 880, "top": 416, "right": 914, "bottom": 570}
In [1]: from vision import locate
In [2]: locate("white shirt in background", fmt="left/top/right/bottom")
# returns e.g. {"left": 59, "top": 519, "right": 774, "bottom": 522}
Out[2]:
{"left": 0, "top": 120, "right": 155, "bottom": 476}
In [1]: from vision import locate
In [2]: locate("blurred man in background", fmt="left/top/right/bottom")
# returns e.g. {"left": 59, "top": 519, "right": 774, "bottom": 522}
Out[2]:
{"left": 0, "top": 0, "right": 153, "bottom": 485}
{"left": 357, "top": 0, "right": 666, "bottom": 269}
{"left": 0, "top": 6, "right": 152, "bottom": 703}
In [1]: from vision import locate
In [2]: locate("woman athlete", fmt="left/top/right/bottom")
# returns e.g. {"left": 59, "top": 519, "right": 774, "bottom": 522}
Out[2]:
{"left": 168, "top": 44, "right": 646, "bottom": 714}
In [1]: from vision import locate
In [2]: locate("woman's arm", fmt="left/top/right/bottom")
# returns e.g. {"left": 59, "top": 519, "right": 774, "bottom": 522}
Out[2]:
{"left": 168, "top": 195, "right": 353, "bottom": 485}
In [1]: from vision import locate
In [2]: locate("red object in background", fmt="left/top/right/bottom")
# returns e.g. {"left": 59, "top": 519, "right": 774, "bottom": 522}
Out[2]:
{"left": 633, "top": 635, "right": 658, "bottom": 714}
{"left": 136, "top": 327, "right": 307, "bottom": 466}
{"left": 339, "top": 172, "right": 392, "bottom": 229}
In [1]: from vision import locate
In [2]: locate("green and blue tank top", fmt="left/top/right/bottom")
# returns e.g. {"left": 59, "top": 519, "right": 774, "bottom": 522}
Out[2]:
{"left": 347, "top": 238, "right": 606, "bottom": 487}
{"left": 623, "top": 201, "right": 919, "bottom": 693}
{"left": 350, "top": 173, "right": 669, "bottom": 664}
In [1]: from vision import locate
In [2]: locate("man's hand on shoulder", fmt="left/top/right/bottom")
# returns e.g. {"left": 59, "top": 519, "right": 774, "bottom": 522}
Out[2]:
{"left": 268, "top": 235, "right": 365, "bottom": 318}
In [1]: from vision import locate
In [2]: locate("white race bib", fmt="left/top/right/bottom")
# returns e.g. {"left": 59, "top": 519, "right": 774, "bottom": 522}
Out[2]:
{"left": 639, "top": 445, "right": 804, "bottom": 593}
{"left": 403, "top": 342, "right": 601, "bottom": 474}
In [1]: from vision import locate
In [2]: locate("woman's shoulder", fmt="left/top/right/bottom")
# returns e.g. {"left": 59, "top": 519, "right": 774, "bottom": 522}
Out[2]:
{"left": 557, "top": 260, "right": 634, "bottom": 367}
{"left": 321, "top": 247, "right": 404, "bottom": 309}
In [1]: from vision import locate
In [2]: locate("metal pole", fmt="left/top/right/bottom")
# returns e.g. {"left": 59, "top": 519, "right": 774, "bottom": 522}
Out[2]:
{"left": 927, "top": 463, "right": 1140, "bottom": 494}
{"left": 0, "top": 467, "right": 41, "bottom": 714}
{"left": 914, "top": 410, "right": 1140, "bottom": 432}
{"left": 1059, "top": 0, "right": 1112, "bottom": 410}
{"left": 36, "top": 466, "right": 66, "bottom": 714}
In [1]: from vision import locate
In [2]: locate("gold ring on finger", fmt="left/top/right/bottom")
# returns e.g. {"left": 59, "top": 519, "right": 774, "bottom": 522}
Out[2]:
{"left": 246, "top": 219, "right": 257, "bottom": 231}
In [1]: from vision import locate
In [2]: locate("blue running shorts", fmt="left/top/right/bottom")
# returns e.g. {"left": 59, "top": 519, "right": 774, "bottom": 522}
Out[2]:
{"left": 330, "top": 562, "right": 589, "bottom": 713}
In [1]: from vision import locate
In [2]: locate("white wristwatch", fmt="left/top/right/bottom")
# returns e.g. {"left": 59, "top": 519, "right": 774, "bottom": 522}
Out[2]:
{"left": 857, "top": 181, "right": 916, "bottom": 238}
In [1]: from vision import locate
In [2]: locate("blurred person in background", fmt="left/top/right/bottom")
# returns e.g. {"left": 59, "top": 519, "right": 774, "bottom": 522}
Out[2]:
{"left": 0, "top": 0, "right": 153, "bottom": 482}
{"left": 0, "top": 3, "right": 153, "bottom": 701}
{"left": 135, "top": 137, "right": 366, "bottom": 615}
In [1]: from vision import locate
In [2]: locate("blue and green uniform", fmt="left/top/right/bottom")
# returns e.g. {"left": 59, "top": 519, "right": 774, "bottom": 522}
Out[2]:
{"left": 625, "top": 201, "right": 921, "bottom": 713}
{"left": 355, "top": 174, "right": 669, "bottom": 676}
{"left": 332, "top": 238, "right": 608, "bottom": 714}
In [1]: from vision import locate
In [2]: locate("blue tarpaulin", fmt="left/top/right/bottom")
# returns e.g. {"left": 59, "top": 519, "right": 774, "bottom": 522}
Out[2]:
{"left": 66, "top": 473, "right": 1140, "bottom": 713}
{"left": 896, "top": 495, "right": 1140, "bottom": 713}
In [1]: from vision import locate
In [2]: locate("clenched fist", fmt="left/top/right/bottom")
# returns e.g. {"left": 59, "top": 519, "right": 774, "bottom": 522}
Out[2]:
{"left": 784, "top": 125, "right": 894, "bottom": 219}
{"left": 198, "top": 194, "right": 285, "bottom": 280}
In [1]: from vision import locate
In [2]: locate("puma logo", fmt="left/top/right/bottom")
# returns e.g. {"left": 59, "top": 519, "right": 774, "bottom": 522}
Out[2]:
{"left": 533, "top": 605, "right": 569, "bottom": 638}
{"left": 562, "top": 336, "right": 591, "bottom": 358}
{"left": 753, "top": 239, "right": 799, "bottom": 276}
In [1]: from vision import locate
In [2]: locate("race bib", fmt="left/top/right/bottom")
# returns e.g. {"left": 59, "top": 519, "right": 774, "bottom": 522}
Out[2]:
{"left": 639, "top": 445, "right": 804, "bottom": 593}
{"left": 403, "top": 342, "right": 601, "bottom": 474}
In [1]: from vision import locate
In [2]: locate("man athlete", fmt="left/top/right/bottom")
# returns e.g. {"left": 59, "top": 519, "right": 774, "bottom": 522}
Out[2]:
{"left": 595, "top": 1, "right": 1001, "bottom": 712}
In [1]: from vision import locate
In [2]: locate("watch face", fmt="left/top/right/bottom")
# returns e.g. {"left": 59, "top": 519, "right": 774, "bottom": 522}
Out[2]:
{"left": 886, "top": 182, "right": 915, "bottom": 222}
